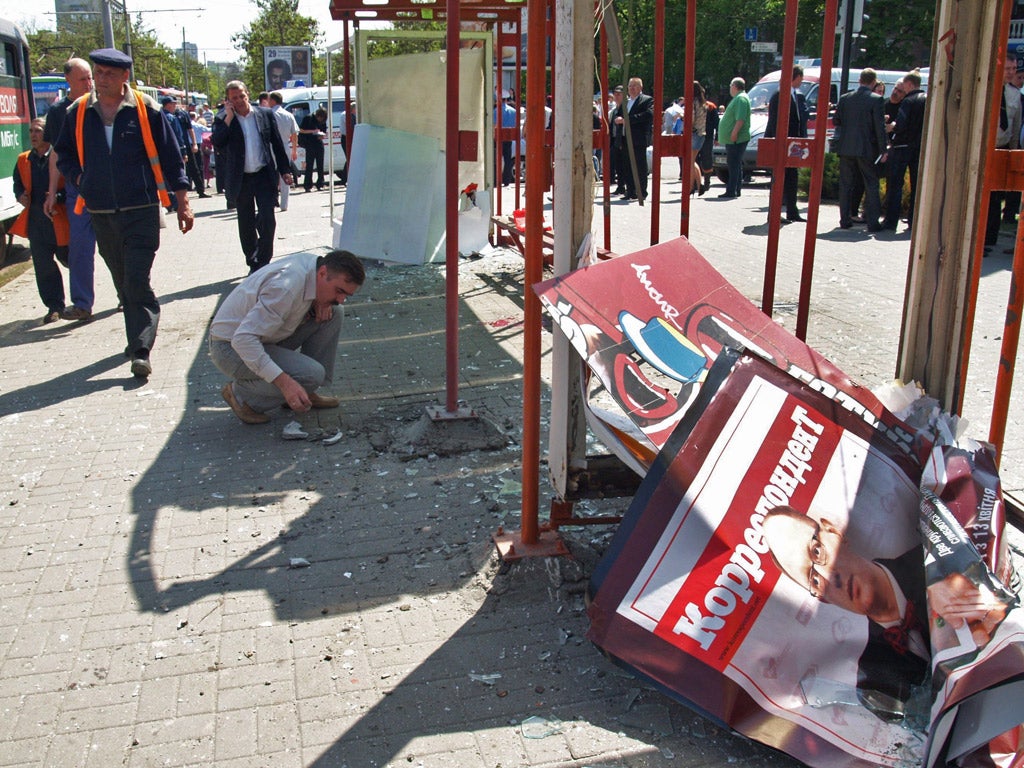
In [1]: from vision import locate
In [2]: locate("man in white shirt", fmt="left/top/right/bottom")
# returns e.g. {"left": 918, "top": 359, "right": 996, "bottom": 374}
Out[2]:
{"left": 209, "top": 250, "right": 365, "bottom": 424}
{"left": 268, "top": 91, "right": 299, "bottom": 211}
{"left": 211, "top": 80, "right": 294, "bottom": 273}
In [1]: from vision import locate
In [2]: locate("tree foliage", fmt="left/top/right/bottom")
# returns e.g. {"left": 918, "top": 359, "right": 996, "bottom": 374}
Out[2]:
{"left": 601, "top": 0, "right": 935, "bottom": 105}
{"left": 231, "top": 0, "right": 324, "bottom": 92}
{"left": 25, "top": 14, "right": 221, "bottom": 98}
{"left": 363, "top": 21, "right": 448, "bottom": 60}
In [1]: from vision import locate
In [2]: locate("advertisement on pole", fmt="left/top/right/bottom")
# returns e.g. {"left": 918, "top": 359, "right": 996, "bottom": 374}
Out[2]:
{"left": 264, "top": 46, "right": 312, "bottom": 91}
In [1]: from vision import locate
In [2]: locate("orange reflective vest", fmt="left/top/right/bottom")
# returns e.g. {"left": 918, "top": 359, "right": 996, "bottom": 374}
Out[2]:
{"left": 73, "top": 89, "right": 172, "bottom": 214}
{"left": 9, "top": 150, "right": 70, "bottom": 246}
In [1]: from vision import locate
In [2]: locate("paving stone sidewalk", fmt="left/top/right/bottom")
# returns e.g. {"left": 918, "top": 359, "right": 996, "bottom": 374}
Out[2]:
{"left": 0, "top": 171, "right": 1019, "bottom": 767}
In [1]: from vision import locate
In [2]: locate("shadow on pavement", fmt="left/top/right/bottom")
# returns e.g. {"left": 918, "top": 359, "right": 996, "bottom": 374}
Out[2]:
{"left": 120, "top": 253, "right": 793, "bottom": 767}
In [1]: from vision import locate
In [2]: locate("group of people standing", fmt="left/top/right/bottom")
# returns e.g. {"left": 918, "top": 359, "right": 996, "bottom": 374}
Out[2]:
{"left": 12, "top": 49, "right": 196, "bottom": 379}
{"left": 717, "top": 64, "right": 926, "bottom": 232}
{"left": 605, "top": 77, "right": 719, "bottom": 201}
{"left": 985, "top": 54, "right": 1024, "bottom": 254}
{"left": 13, "top": 48, "right": 366, "bottom": 428}
{"left": 832, "top": 67, "right": 926, "bottom": 233}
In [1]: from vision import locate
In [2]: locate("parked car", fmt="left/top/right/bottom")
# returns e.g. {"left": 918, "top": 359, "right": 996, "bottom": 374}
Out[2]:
{"left": 711, "top": 67, "right": 928, "bottom": 186}
{"left": 278, "top": 85, "right": 357, "bottom": 178}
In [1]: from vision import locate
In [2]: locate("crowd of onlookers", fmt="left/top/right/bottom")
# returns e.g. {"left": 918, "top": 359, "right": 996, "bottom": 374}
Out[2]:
{"left": 584, "top": 66, "right": 929, "bottom": 234}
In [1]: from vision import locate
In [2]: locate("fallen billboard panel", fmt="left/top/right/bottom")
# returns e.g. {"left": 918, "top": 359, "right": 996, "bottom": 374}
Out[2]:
{"left": 534, "top": 240, "right": 1024, "bottom": 767}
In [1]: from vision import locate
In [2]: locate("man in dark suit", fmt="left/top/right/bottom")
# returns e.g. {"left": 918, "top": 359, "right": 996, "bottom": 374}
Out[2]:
{"left": 612, "top": 77, "right": 654, "bottom": 201}
{"left": 212, "top": 80, "right": 294, "bottom": 274}
{"left": 832, "top": 68, "right": 888, "bottom": 231}
{"left": 608, "top": 86, "right": 626, "bottom": 195}
{"left": 882, "top": 71, "right": 927, "bottom": 231}
{"left": 765, "top": 65, "right": 810, "bottom": 222}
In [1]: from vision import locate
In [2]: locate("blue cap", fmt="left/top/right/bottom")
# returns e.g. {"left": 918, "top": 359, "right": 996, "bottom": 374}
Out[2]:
{"left": 89, "top": 48, "right": 133, "bottom": 69}
{"left": 159, "top": 96, "right": 175, "bottom": 105}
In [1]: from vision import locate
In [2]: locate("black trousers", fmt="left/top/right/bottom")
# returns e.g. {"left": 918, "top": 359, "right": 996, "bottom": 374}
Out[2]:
{"left": 235, "top": 167, "right": 279, "bottom": 272}
{"left": 839, "top": 155, "right": 881, "bottom": 227}
{"left": 303, "top": 142, "right": 325, "bottom": 190}
{"left": 624, "top": 140, "right": 648, "bottom": 198}
{"left": 91, "top": 206, "right": 161, "bottom": 355}
{"left": 610, "top": 137, "right": 625, "bottom": 189}
{"left": 781, "top": 167, "right": 798, "bottom": 216}
{"left": 184, "top": 149, "right": 205, "bottom": 193}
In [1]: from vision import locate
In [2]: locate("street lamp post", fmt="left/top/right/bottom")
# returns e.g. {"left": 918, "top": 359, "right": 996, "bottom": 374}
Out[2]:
{"left": 182, "top": 27, "right": 190, "bottom": 100}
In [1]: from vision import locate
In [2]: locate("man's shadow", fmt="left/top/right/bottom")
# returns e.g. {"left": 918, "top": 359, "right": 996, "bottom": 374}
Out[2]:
{"left": 122, "top": 257, "right": 790, "bottom": 767}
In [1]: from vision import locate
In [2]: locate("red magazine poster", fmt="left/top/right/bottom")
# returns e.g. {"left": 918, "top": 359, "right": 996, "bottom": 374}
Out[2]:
{"left": 588, "top": 351, "right": 930, "bottom": 768}
{"left": 534, "top": 237, "right": 916, "bottom": 462}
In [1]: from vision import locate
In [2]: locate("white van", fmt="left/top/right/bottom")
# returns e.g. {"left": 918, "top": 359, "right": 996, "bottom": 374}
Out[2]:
{"left": 277, "top": 86, "right": 357, "bottom": 178}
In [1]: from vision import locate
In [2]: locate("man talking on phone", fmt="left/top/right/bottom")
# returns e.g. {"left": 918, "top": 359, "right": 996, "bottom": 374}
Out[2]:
{"left": 212, "top": 80, "right": 294, "bottom": 274}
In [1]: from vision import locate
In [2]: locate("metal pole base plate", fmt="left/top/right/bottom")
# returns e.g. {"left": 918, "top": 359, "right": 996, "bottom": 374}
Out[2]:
{"left": 492, "top": 527, "right": 570, "bottom": 561}
{"left": 426, "top": 404, "right": 478, "bottom": 421}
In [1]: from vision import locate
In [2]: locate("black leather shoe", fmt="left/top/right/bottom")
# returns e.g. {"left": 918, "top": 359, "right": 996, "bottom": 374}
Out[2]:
{"left": 786, "top": 214, "right": 805, "bottom": 222}
{"left": 839, "top": 222, "right": 853, "bottom": 229}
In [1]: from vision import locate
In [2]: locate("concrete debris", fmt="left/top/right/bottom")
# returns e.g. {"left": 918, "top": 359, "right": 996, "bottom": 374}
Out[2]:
{"left": 282, "top": 421, "right": 309, "bottom": 440}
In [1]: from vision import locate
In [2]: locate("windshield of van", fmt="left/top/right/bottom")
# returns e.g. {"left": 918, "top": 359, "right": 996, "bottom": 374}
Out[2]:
{"left": 747, "top": 80, "right": 816, "bottom": 112}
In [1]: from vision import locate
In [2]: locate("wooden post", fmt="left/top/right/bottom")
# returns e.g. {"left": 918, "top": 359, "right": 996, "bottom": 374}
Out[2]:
{"left": 897, "top": 0, "right": 1009, "bottom": 411}
{"left": 547, "top": 0, "right": 594, "bottom": 499}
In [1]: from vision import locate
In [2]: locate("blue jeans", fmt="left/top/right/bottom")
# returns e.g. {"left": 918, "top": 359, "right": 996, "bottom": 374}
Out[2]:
{"left": 65, "top": 185, "right": 97, "bottom": 311}
{"left": 725, "top": 141, "right": 747, "bottom": 196}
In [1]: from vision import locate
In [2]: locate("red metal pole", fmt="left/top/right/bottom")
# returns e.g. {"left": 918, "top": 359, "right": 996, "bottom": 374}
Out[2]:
{"left": 795, "top": 0, "right": 838, "bottom": 339}
{"left": 520, "top": 0, "right": 547, "bottom": 545}
{"left": 960, "top": 1, "right": 1014, "bottom": 415}
{"left": 990, "top": 224, "right": 1024, "bottom": 458}
{"left": 343, "top": 19, "right": 354, "bottom": 166}
{"left": 496, "top": 26, "right": 505, "bottom": 212}
{"left": 650, "top": 0, "right": 665, "bottom": 242}
{"left": 680, "top": 0, "right": 696, "bottom": 237}
{"left": 445, "top": 0, "right": 461, "bottom": 413}
{"left": 515, "top": 18, "right": 523, "bottom": 206}
{"left": 761, "top": 0, "right": 798, "bottom": 317}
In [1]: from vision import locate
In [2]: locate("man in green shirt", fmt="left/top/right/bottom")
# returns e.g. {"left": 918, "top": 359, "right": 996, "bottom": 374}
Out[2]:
{"left": 717, "top": 77, "right": 751, "bottom": 198}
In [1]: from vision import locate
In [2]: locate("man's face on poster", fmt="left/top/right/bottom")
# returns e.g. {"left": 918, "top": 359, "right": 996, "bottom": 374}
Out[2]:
{"left": 267, "top": 60, "right": 290, "bottom": 90}
{"left": 762, "top": 507, "right": 888, "bottom": 617}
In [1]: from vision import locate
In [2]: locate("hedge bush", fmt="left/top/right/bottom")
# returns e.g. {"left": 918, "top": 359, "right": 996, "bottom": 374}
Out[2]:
{"left": 798, "top": 154, "right": 913, "bottom": 216}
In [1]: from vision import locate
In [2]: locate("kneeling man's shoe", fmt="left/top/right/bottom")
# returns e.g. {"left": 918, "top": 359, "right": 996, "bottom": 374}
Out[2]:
{"left": 309, "top": 392, "right": 340, "bottom": 409}
{"left": 222, "top": 384, "right": 270, "bottom": 424}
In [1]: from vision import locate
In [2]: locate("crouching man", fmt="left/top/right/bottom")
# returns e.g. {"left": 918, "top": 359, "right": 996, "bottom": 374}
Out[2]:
{"left": 209, "top": 250, "right": 365, "bottom": 424}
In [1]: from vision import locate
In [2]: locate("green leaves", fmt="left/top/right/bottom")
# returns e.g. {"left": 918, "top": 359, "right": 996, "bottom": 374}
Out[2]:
{"left": 232, "top": 0, "right": 324, "bottom": 92}
{"left": 598, "top": 0, "right": 932, "bottom": 106}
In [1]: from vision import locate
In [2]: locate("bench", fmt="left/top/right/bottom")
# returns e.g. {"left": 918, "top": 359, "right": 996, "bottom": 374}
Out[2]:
{"left": 491, "top": 214, "right": 617, "bottom": 266}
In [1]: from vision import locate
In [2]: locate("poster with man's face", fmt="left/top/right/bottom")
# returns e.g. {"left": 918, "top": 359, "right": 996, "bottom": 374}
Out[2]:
{"left": 264, "top": 46, "right": 312, "bottom": 91}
